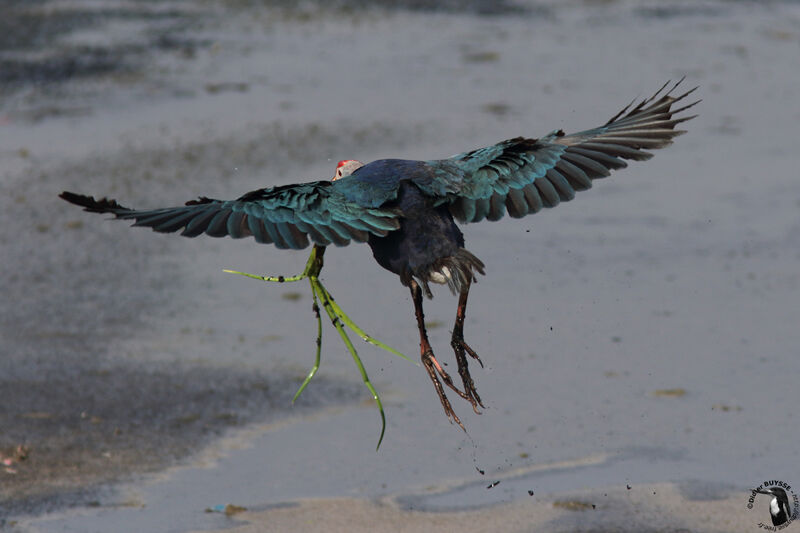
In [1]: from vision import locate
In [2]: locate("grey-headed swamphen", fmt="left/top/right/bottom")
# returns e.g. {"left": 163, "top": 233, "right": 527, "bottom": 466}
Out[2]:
{"left": 61, "top": 80, "right": 698, "bottom": 428}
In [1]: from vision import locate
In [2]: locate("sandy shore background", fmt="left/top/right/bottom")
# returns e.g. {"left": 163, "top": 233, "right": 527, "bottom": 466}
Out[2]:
{"left": 2, "top": 1, "right": 798, "bottom": 531}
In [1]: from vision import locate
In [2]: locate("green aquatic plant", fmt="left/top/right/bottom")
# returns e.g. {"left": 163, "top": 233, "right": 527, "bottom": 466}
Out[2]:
{"left": 225, "top": 244, "right": 413, "bottom": 450}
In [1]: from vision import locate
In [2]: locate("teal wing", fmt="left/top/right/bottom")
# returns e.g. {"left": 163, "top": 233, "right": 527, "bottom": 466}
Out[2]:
{"left": 59, "top": 180, "right": 400, "bottom": 250}
{"left": 428, "top": 80, "right": 699, "bottom": 223}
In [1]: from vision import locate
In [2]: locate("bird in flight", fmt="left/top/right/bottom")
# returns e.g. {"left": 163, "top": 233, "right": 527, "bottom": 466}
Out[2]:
{"left": 61, "top": 80, "right": 698, "bottom": 429}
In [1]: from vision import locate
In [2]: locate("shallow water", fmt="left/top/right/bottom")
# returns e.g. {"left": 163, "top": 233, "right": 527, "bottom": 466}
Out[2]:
{"left": 2, "top": 0, "right": 799, "bottom": 530}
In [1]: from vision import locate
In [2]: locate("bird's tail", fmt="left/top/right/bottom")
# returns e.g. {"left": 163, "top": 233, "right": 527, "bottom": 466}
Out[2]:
{"left": 415, "top": 248, "right": 486, "bottom": 298}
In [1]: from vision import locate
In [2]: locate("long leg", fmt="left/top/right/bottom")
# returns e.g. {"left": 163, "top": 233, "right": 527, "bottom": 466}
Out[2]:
{"left": 410, "top": 279, "right": 469, "bottom": 430}
{"left": 450, "top": 277, "right": 484, "bottom": 413}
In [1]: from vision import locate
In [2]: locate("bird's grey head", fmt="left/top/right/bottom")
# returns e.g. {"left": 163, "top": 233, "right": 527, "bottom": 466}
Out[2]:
{"left": 333, "top": 159, "right": 364, "bottom": 181}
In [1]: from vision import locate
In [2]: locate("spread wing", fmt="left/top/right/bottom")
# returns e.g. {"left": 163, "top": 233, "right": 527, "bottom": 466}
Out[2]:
{"left": 60, "top": 180, "right": 400, "bottom": 250}
{"left": 430, "top": 79, "right": 699, "bottom": 223}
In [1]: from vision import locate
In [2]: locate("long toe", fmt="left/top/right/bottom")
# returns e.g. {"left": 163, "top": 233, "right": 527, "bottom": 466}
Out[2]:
{"left": 421, "top": 353, "right": 465, "bottom": 430}
{"left": 424, "top": 349, "right": 472, "bottom": 402}
{"left": 459, "top": 339, "right": 484, "bottom": 368}
{"left": 450, "top": 338, "right": 485, "bottom": 411}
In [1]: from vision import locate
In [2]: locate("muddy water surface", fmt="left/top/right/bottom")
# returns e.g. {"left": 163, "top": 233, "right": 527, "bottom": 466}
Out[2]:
{"left": 2, "top": 1, "right": 799, "bottom": 531}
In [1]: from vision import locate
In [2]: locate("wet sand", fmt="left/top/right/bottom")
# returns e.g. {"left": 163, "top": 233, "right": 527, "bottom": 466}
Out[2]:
{"left": 3, "top": 0, "right": 799, "bottom": 531}
{"left": 190, "top": 483, "right": 754, "bottom": 533}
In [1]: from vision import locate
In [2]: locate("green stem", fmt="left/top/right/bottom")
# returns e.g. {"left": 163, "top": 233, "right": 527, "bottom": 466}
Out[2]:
{"left": 310, "top": 276, "right": 386, "bottom": 450}
{"left": 292, "top": 281, "right": 322, "bottom": 404}
{"left": 317, "top": 284, "right": 415, "bottom": 365}
{"left": 224, "top": 244, "right": 404, "bottom": 449}
{"left": 221, "top": 269, "right": 307, "bottom": 283}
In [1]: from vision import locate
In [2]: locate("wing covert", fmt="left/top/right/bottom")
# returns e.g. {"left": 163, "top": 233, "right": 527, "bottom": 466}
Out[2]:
{"left": 60, "top": 180, "right": 400, "bottom": 250}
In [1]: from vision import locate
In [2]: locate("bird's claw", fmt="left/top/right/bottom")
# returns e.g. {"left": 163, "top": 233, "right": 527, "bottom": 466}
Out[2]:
{"left": 450, "top": 336, "right": 485, "bottom": 413}
{"left": 453, "top": 337, "right": 483, "bottom": 368}
{"left": 423, "top": 349, "right": 473, "bottom": 402}
{"left": 421, "top": 349, "right": 465, "bottom": 431}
